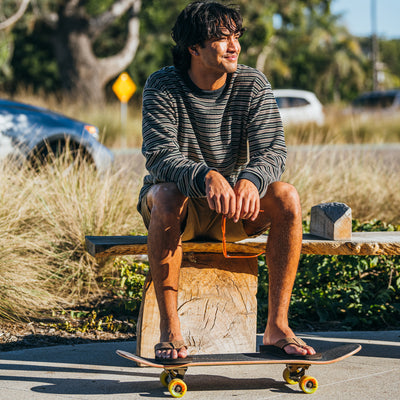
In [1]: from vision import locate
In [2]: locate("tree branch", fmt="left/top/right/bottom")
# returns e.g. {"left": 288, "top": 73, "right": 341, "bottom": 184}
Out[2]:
{"left": 0, "top": 0, "right": 31, "bottom": 30}
{"left": 98, "top": 0, "right": 141, "bottom": 83}
{"left": 89, "top": 0, "right": 138, "bottom": 37}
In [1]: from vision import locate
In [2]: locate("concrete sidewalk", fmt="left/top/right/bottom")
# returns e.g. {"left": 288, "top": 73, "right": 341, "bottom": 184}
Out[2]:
{"left": 0, "top": 331, "right": 399, "bottom": 399}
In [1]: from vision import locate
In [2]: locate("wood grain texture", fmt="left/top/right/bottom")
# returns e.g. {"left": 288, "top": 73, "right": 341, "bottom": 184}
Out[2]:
{"left": 86, "top": 232, "right": 400, "bottom": 257}
{"left": 136, "top": 253, "right": 258, "bottom": 358}
{"left": 310, "top": 202, "right": 352, "bottom": 240}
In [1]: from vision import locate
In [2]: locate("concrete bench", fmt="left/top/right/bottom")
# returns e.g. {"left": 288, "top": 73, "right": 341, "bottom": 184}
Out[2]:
{"left": 85, "top": 231, "right": 400, "bottom": 358}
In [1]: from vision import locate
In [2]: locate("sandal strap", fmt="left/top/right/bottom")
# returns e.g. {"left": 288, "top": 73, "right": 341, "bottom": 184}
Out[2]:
{"left": 154, "top": 340, "right": 187, "bottom": 352}
{"left": 275, "top": 337, "right": 307, "bottom": 350}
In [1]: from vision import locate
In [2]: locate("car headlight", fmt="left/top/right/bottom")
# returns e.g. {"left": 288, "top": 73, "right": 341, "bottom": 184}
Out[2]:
{"left": 84, "top": 125, "right": 99, "bottom": 140}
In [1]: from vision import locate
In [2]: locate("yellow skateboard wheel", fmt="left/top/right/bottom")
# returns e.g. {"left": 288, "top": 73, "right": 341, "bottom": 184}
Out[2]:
{"left": 299, "top": 375, "right": 318, "bottom": 394}
{"left": 168, "top": 378, "right": 187, "bottom": 398}
{"left": 283, "top": 367, "right": 298, "bottom": 385}
{"left": 160, "top": 370, "right": 170, "bottom": 387}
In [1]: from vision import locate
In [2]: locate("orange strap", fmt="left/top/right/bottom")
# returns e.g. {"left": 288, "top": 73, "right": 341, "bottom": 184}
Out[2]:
{"left": 221, "top": 214, "right": 264, "bottom": 259}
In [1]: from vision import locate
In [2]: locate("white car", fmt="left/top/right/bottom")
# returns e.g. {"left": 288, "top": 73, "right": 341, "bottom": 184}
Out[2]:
{"left": 272, "top": 89, "right": 325, "bottom": 126}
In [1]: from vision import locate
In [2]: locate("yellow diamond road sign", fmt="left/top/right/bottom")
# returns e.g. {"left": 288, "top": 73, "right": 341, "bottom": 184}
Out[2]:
{"left": 112, "top": 72, "right": 137, "bottom": 103}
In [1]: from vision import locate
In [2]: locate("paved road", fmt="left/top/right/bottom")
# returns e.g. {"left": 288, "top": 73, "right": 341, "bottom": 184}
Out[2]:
{"left": 0, "top": 331, "right": 399, "bottom": 399}
{"left": 112, "top": 143, "right": 400, "bottom": 175}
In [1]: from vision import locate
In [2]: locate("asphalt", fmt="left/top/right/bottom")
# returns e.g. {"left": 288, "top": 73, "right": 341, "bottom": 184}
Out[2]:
{"left": 0, "top": 330, "right": 399, "bottom": 399}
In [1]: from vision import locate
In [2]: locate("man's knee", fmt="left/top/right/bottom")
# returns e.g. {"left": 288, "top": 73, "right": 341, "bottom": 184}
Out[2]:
{"left": 147, "top": 183, "right": 188, "bottom": 218}
{"left": 264, "top": 182, "right": 301, "bottom": 219}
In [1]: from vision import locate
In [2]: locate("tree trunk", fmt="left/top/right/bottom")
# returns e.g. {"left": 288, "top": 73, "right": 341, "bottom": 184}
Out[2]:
{"left": 50, "top": 0, "right": 141, "bottom": 104}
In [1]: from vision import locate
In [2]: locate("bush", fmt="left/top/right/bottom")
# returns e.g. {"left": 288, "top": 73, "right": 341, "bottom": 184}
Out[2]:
{"left": 257, "top": 220, "right": 400, "bottom": 332}
{"left": 110, "top": 258, "right": 149, "bottom": 314}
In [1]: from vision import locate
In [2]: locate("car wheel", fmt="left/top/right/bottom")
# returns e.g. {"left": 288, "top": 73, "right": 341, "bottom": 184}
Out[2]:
{"left": 30, "top": 139, "right": 94, "bottom": 169}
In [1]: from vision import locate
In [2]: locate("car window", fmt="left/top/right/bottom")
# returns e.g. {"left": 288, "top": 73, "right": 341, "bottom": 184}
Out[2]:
{"left": 275, "top": 96, "right": 310, "bottom": 108}
{"left": 353, "top": 93, "right": 397, "bottom": 109}
{"left": 374, "top": 95, "right": 395, "bottom": 108}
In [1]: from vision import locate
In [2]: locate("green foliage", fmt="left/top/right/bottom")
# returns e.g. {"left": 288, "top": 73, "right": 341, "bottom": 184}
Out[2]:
{"left": 50, "top": 310, "right": 124, "bottom": 334}
{"left": 379, "top": 39, "right": 400, "bottom": 78}
{"left": 50, "top": 258, "right": 149, "bottom": 335}
{"left": 110, "top": 258, "right": 148, "bottom": 313}
{"left": 93, "top": 13, "right": 130, "bottom": 58}
{"left": 85, "top": 0, "right": 116, "bottom": 16}
{"left": 0, "top": 32, "right": 12, "bottom": 82}
{"left": 10, "top": 23, "right": 61, "bottom": 92}
{"left": 1, "top": 0, "right": 400, "bottom": 101}
{"left": 290, "top": 254, "right": 400, "bottom": 331}
{"left": 128, "top": 0, "right": 188, "bottom": 92}
{"left": 352, "top": 219, "right": 399, "bottom": 233}
{"left": 257, "top": 220, "right": 400, "bottom": 332}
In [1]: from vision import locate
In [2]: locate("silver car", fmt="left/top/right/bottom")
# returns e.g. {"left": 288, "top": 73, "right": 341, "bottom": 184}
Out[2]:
{"left": 273, "top": 89, "right": 325, "bottom": 126}
{"left": 0, "top": 98, "right": 113, "bottom": 172}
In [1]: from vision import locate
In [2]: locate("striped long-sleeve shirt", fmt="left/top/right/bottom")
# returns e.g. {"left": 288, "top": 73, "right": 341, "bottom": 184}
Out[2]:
{"left": 137, "top": 64, "right": 286, "bottom": 209}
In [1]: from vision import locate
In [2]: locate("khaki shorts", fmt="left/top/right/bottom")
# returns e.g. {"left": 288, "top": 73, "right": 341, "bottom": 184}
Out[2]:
{"left": 139, "top": 194, "right": 252, "bottom": 242}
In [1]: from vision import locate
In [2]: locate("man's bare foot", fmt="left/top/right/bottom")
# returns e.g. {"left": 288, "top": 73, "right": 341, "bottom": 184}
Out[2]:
{"left": 155, "top": 339, "right": 188, "bottom": 359}
{"left": 263, "top": 327, "right": 316, "bottom": 356}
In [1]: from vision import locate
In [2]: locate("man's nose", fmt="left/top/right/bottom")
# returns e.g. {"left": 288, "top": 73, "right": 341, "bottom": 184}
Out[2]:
{"left": 227, "top": 36, "right": 240, "bottom": 52}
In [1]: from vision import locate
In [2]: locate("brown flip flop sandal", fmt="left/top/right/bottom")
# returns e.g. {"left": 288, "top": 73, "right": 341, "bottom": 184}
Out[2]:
{"left": 260, "top": 337, "right": 322, "bottom": 360}
{"left": 154, "top": 340, "right": 192, "bottom": 364}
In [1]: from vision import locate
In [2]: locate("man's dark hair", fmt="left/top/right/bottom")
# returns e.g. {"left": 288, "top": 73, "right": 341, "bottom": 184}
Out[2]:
{"left": 171, "top": 1, "right": 245, "bottom": 71}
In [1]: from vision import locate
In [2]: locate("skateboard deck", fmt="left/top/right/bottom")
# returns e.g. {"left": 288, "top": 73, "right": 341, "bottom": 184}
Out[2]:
{"left": 117, "top": 343, "right": 361, "bottom": 397}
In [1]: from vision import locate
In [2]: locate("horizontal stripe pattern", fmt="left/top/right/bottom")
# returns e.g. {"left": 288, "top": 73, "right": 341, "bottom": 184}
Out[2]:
{"left": 138, "top": 65, "right": 286, "bottom": 206}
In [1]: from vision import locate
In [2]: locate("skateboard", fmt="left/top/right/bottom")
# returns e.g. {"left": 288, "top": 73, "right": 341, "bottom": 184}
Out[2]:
{"left": 117, "top": 343, "right": 361, "bottom": 397}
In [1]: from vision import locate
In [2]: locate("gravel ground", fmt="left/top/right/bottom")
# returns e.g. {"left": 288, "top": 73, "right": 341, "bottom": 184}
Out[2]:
{"left": 0, "top": 319, "right": 135, "bottom": 352}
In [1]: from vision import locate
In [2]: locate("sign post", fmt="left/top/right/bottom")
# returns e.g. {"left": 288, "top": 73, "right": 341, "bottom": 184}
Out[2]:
{"left": 112, "top": 72, "right": 137, "bottom": 148}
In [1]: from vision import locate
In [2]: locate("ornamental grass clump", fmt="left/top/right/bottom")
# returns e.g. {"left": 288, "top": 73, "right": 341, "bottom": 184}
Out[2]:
{"left": 0, "top": 153, "right": 144, "bottom": 321}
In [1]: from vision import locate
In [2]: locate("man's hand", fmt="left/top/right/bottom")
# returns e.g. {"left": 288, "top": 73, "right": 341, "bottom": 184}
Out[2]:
{"left": 233, "top": 179, "right": 260, "bottom": 223}
{"left": 205, "top": 170, "right": 236, "bottom": 218}
{"left": 205, "top": 171, "right": 260, "bottom": 223}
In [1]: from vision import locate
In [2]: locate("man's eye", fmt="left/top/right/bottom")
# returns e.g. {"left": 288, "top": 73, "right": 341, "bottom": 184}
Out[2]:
{"left": 218, "top": 35, "right": 239, "bottom": 42}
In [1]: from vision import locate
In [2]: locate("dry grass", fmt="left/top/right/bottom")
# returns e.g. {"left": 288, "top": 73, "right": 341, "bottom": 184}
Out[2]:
{"left": 1, "top": 90, "right": 399, "bottom": 321}
{"left": 0, "top": 154, "right": 145, "bottom": 321}
{"left": 284, "top": 146, "right": 400, "bottom": 224}
{"left": 284, "top": 105, "right": 400, "bottom": 146}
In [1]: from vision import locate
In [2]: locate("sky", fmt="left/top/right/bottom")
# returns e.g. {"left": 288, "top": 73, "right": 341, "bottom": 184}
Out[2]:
{"left": 331, "top": 0, "right": 400, "bottom": 39}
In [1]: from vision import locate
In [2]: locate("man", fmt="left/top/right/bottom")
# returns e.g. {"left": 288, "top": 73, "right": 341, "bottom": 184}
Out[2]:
{"left": 137, "top": 1, "right": 316, "bottom": 360}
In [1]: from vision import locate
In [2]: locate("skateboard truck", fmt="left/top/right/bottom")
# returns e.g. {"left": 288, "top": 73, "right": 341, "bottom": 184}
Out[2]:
{"left": 283, "top": 364, "right": 318, "bottom": 394}
{"left": 160, "top": 367, "right": 188, "bottom": 398}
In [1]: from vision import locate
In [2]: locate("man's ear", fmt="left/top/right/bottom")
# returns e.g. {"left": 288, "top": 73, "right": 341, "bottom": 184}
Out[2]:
{"left": 189, "top": 45, "right": 199, "bottom": 56}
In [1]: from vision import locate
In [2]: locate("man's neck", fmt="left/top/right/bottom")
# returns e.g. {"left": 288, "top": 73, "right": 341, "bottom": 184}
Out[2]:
{"left": 187, "top": 68, "right": 227, "bottom": 91}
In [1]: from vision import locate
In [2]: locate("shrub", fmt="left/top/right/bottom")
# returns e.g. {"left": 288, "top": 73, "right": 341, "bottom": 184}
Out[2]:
{"left": 257, "top": 220, "right": 400, "bottom": 332}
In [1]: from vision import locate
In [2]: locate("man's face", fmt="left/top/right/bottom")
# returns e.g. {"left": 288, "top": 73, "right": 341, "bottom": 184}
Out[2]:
{"left": 193, "top": 28, "right": 241, "bottom": 75}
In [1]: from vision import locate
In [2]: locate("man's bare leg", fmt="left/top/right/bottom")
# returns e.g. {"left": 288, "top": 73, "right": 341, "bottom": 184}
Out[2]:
{"left": 146, "top": 183, "right": 188, "bottom": 359}
{"left": 243, "top": 182, "right": 316, "bottom": 356}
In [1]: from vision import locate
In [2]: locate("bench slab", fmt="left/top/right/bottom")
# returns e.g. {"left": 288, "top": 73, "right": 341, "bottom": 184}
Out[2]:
{"left": 86, "top": 232, "right": 400, "bottom": 257}
{"left": 85, "top": 231, "right": 400, "bottom": 358}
